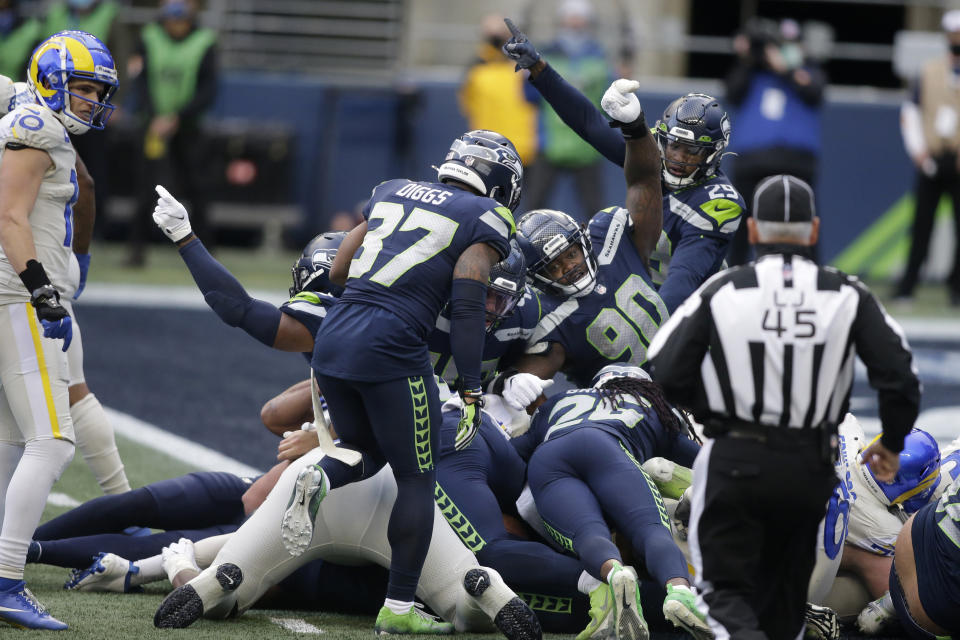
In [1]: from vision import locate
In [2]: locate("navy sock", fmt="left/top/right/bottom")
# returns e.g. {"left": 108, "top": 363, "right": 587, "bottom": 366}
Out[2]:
{"left": 385, "top": 472, "right": 435, "bottom": 601}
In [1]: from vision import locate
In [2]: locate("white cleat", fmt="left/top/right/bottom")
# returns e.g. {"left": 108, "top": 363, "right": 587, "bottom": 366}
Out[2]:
{"left": 63, "top": 552, "right": 140, "bottom": 593}
{"left": 280, "top": 464, "right": 327, "bottom": 556}
{"left": 608, "top": 565, "right": 648, "bottom": 640}
{"left": 662, "top": 584, "right": 713, "bottom": 640}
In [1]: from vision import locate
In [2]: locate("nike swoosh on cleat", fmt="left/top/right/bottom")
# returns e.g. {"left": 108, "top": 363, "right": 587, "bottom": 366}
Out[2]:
{"left": 476, "top": 576, "right": 484, "bottom": 589}
{"left": 0, "top": 606, "right": 26, "bottom": 613}
{"left": 222, "top": 575, "right": 234, "bottom": 587}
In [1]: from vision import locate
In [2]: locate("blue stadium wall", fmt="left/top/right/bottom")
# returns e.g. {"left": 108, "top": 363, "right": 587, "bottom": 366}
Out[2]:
{"left": 210, "top": 72, "right": 911, "bottom": 265}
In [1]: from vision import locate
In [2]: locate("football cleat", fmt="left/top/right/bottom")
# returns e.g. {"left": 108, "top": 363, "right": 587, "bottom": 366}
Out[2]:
{"left": 662, "top": 583, "right": 713, "bottom": 640}
{"left": 804, "top": 602, "right": 840, "bottom": 640}
{"left": 608, "top": 564, "right": 648, "bottom": 640}
{"left": 280, "top": 464, "right": 328, "bottom": 556}
{"left": 575, "top": 581, "right": 614, "bottom": 640}
{"left": 374, "top": 603, "right": 454, "bottom": 636}
{"left": 63, "top": 552, "right": 141, "bottom": 593}
{"left": 154, "top": 563, "right": 242, "bottom": 629}
{"left": 463, "top": 567, "right": 541, "bottom": 640}
{"left": 856, "top": 594, "right": 898, "bottom": 636}
{"left": 0, "top": 581, "right": 67, "bottom": 630}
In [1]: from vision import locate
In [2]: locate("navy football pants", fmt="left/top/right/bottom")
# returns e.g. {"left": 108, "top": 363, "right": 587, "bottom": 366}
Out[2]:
{"left": 527, "top": 428, "right": 689, "bottom": 585}
{"left": 315, "top": 372, "right": 441, "bottom": 603}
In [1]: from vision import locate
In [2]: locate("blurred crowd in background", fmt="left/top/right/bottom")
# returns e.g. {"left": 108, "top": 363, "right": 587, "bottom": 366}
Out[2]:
{"left": 2, "top": 0, "right": 959, "bottom": 302}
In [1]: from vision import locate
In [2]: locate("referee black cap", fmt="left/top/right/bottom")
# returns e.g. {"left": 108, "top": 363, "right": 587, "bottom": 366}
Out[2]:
{"left": 753, "top": 175, "right": 816, "bottom": 224}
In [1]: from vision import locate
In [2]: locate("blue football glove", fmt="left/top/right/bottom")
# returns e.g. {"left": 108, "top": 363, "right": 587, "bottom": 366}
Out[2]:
{"left": 456, "top": 388, "right": 484, "bottom": 451}
{"left": 502, "top": 18, "right": 541, "bottom": 71}
{"left": 73, "top": 253, "right": 90, "bottom": 300}
{"left": 41, "top": 317, "right": 73, "bottom": 352}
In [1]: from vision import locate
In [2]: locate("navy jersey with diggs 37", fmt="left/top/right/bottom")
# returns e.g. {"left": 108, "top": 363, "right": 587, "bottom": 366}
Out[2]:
{"left": 428, "top": 286, "right": 542, "bottom": 387}
{"left": 511, "top": 387, "right": 699, "bottom": 467}
{"left": 528, "top": 207, "right": 669, "bottom": 387}
{"left": 650, "top": 174, "right": 744, "bottom": 311}
{"left": 314, "top": 179, "right": 515, "bottom": 381}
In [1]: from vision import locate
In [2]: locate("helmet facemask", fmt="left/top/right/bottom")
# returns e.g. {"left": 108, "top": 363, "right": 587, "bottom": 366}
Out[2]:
{"left": 485, "top": 241, "right": 526, "bottom": 331}
{"left": 528, "top": 229, "right": 598, "bottom": 298}
{"left": 655, "top": 93, "right": 730, "bottom": 190}
{"left": 289, "top": 232, "right": 347, "bottom": 297}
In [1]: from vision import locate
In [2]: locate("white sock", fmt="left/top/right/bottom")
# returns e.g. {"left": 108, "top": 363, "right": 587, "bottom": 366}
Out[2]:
{"left": 131, "top": 554, "right": 164, "bottom": 586}
{"left": 0, "top": 443, "right": 23, "bottom": 531}
{"left": 578, "top": 570, "right": 603, "bottom": 595}
{"left": 385, "top": 598, "right": 414, "bottom": 615}
{"left": 71, "top": 393, "right": 130, "bottom": 494}
{"left": 0, "top": 438, "right": 74, "bottom": 578}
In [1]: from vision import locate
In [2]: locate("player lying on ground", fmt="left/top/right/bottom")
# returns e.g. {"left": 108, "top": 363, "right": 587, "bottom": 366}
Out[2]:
{"left": 512, "top": 364, "right": 711, "bottom": 640}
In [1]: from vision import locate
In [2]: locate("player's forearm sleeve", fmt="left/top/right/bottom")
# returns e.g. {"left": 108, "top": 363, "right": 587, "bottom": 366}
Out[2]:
{"left": 530, "top": 63, "right": 627, "bottom": 167}
{"left": 449, "top": 278, "right": 488, "bottom": 392}
{"left": 179, "top": 239, "right": 281, "bottom": 346}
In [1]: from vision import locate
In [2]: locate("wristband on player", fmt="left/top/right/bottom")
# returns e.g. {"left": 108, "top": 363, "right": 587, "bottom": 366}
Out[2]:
{"left": 18, "top": 259, "right": 52, "bottom": 292}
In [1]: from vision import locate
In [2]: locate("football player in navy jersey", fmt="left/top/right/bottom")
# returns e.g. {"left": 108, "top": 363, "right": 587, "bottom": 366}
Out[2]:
{"left": 294, "top": 130, "right": 520, "bottom": 635}
{"left": 150, "top": 190, "right": 345, "bottom": 358}
{"left": 489, "top": 80, "right": 666, "bottom": 402}
{"left": 503, "top": 19, "right": 745, "bottom": 314}
{"left": 428, "top": 241, "right": 543, "bottom": 390}
{"left": 512, "top": 365, "right": 710, "bottom": 640}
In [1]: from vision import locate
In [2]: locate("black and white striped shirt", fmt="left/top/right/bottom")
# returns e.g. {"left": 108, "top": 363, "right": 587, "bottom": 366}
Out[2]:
{"left": 647, "top": 251, "right": 920, "bottom": 451}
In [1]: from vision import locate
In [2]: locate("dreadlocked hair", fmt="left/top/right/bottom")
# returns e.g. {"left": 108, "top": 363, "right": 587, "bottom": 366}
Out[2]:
{"left": 598, "top": 377, "right": 702, "bottom": 444}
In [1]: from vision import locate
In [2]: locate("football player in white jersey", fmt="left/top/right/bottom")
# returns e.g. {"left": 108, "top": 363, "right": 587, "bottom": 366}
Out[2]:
{"left": 0, "top": 31, "right": 117, "bottom": 630}
{"left": 0, "top": 73, "right": 130, "bottom": 500}
{"left": 151, "top": 383, "right": 542, "bottom": 640}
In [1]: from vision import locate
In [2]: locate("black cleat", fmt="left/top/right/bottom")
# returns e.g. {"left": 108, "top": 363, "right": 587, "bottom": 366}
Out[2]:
{"left": 154, "top": 584, "right": 203, "bottom": 629}
{"left": 153, "top": 563, "right": 243, "bottom": 629}
{"left": 463, "top": 568, "right": 542, "bottom": 640}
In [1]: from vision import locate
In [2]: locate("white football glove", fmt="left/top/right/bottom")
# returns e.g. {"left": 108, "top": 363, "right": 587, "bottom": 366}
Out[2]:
{"left": 152, "top": 184, "right": 193, "bottom": 242}
{"left": 601, "top": 79, "right": 643, "bottom": 124}
{"left": 501, "top": 373, "right": 554, "bottom": 411}
{"left": 161, "top": 537, "right": 199, "bottom": 583}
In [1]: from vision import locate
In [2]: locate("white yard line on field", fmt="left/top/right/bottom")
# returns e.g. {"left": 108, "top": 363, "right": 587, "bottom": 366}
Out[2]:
{"left": 268, "top": 617, "right": 323, "bottom": 634}
{"left": 105, "top": 407, "right": 263, "bottom": 477}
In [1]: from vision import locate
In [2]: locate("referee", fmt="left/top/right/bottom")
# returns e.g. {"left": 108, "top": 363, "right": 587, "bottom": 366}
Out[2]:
{"left": 647, "top": 174, "right": 920, "bottom": 639}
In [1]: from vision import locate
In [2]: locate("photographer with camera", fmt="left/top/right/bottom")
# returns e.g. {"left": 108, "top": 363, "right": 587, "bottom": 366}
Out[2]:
{"left": 724, "top": 17, "right": 826, "bottom": 266}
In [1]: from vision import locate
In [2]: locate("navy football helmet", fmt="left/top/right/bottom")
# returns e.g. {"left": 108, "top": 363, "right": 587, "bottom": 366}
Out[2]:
{"left": 860, "top": 428, "right": 941, "bottom": 514}
{"left": 486, "top": 240, "right": 526, "bottom": 332}
{"left": 655, "top": 93, "right": 730, "bottom": 189}
{"left": 516, "top": 209, "right": 597, "bottom": 298}
{"left": 437, "top": 130, "right": 523, "bottom": 211}
{"left": 290, "top": 231, "right": 347, "bottom": 298}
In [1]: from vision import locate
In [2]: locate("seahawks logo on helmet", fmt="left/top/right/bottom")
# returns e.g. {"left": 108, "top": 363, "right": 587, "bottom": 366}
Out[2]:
{"left": 290, "top": 231, "right": 348, "bottom": 298}
{"left": 655, "top": 93, "right": 730, "bottom": 189}
{"left": 437, "top": 130, "right": 524, "bottom": 211}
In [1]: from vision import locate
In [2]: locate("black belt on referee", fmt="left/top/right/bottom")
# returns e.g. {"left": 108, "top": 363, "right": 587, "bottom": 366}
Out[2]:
{"left": 709, "top": 418, "right": 839, "bottom": 463}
